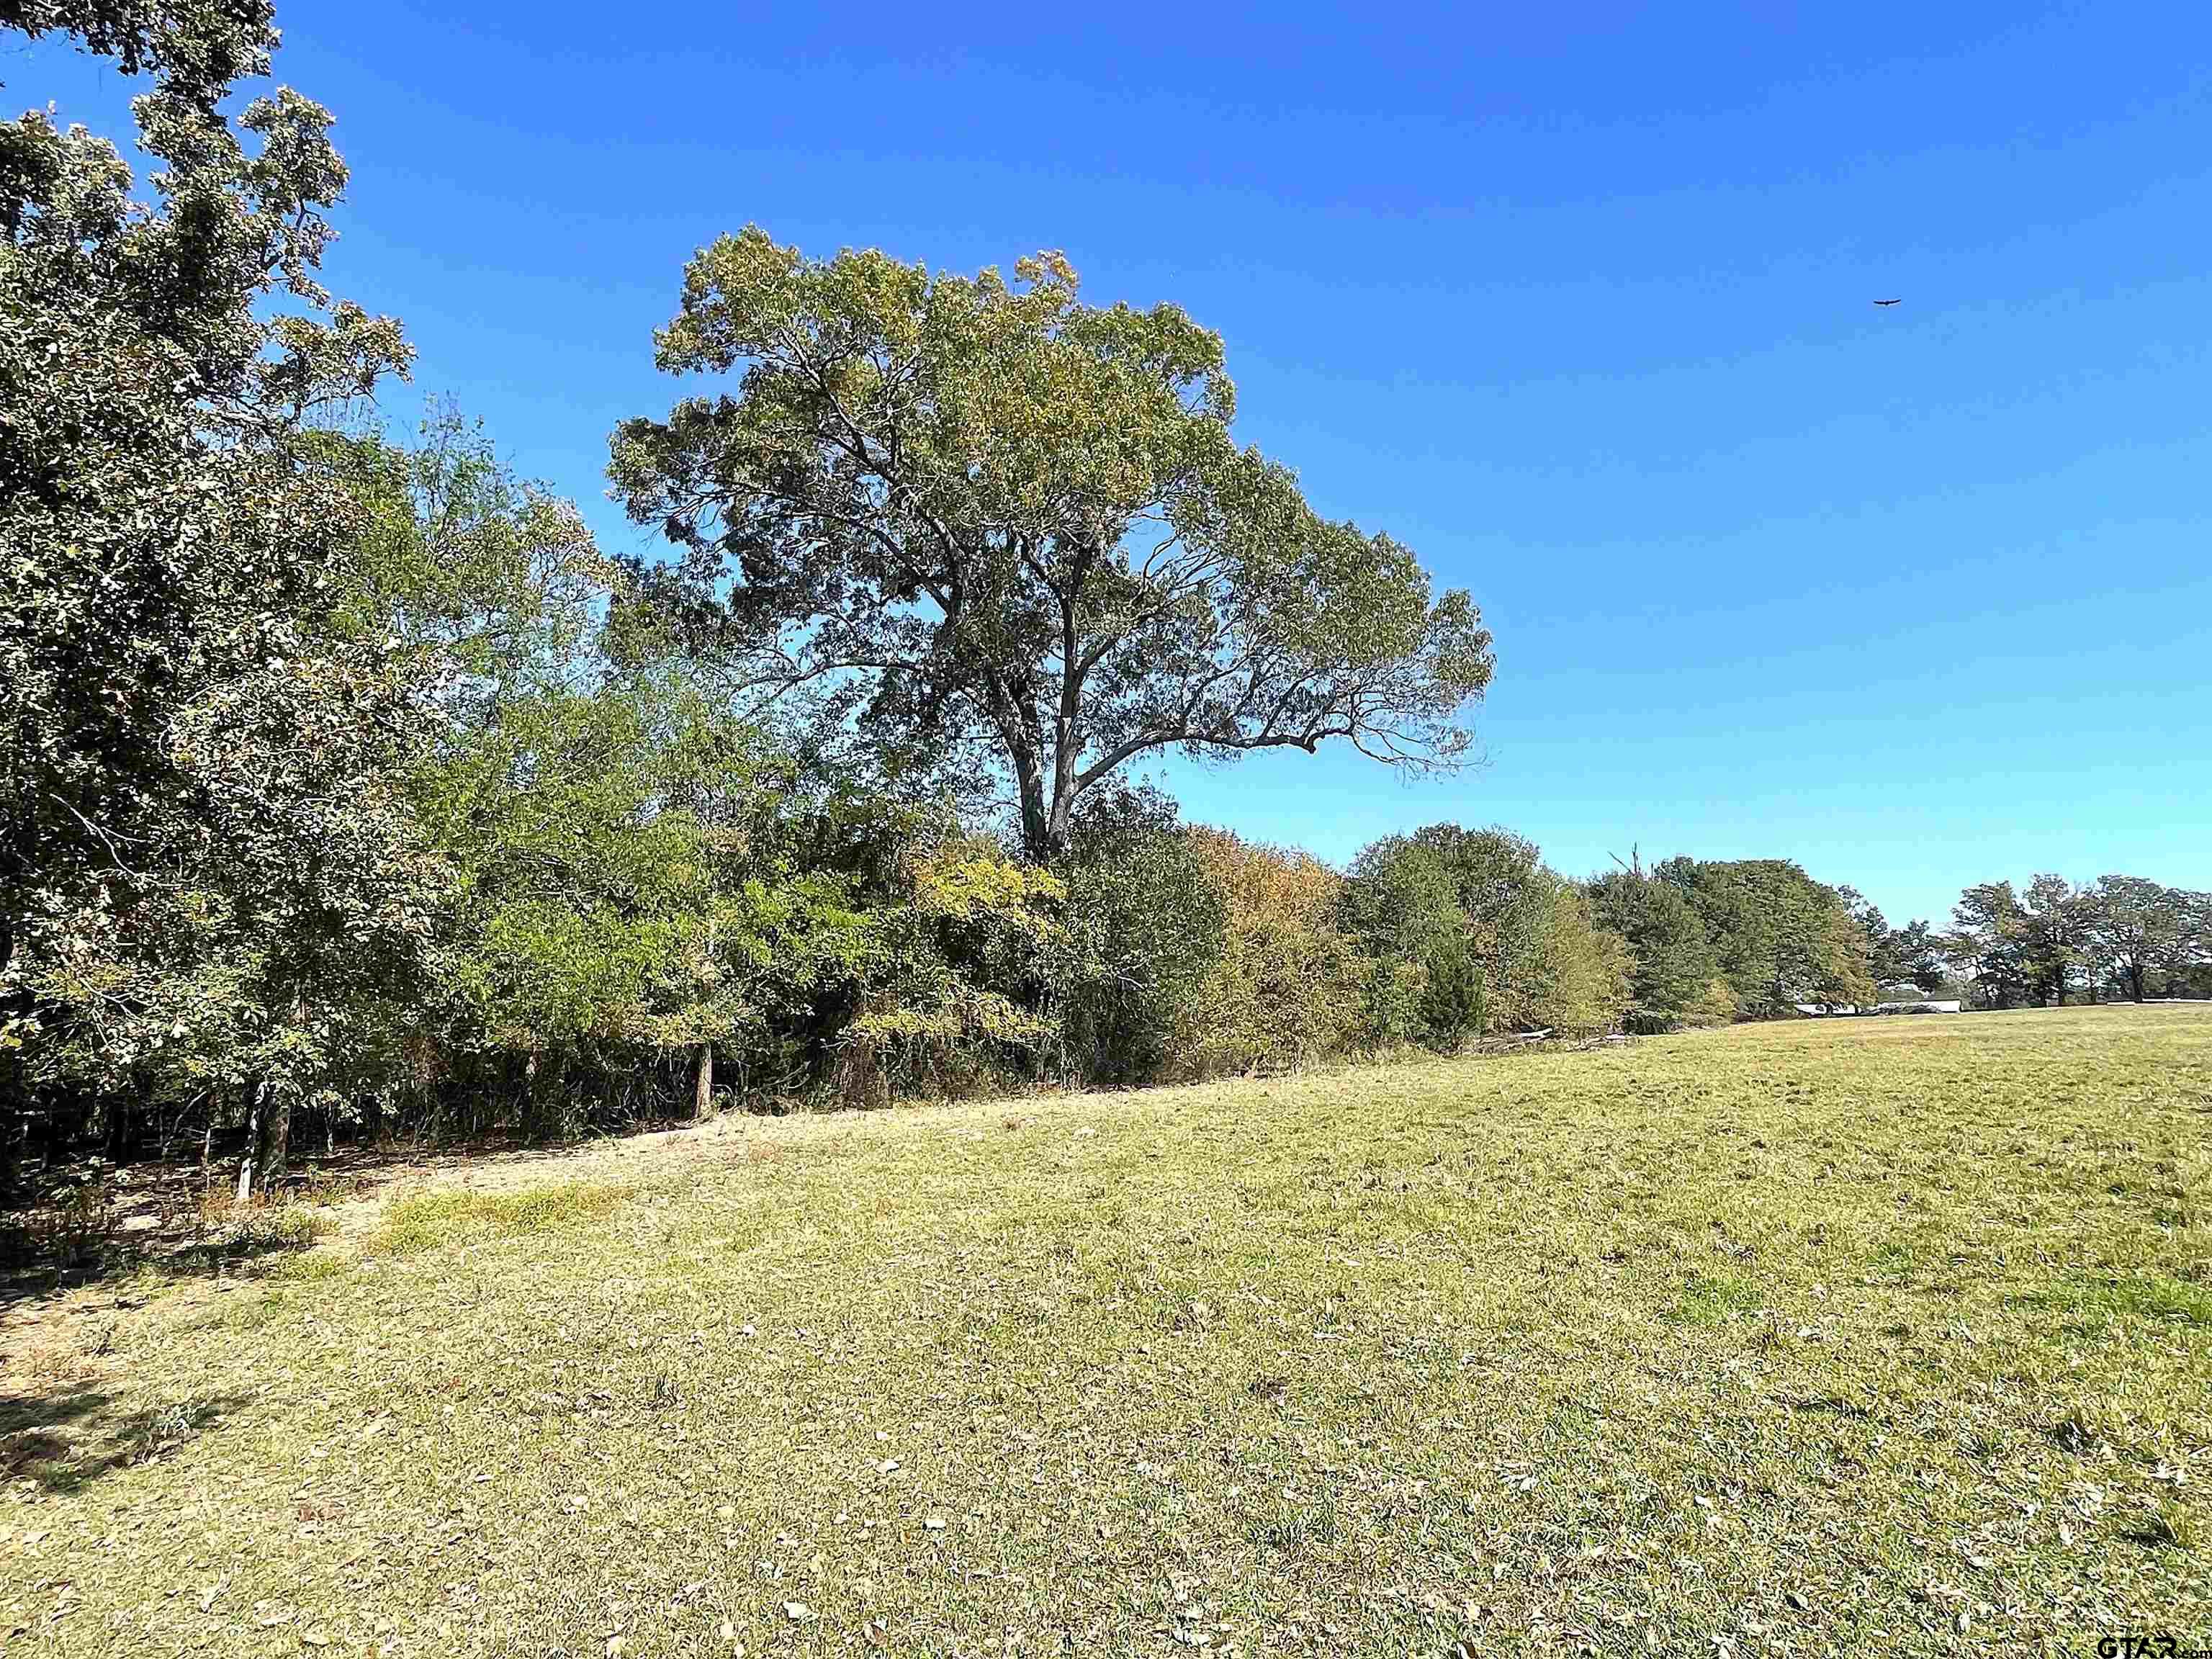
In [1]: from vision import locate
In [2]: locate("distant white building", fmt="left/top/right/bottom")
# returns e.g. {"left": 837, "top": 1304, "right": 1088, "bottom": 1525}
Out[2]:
{"left": 1791, "top": 994, "right": 1962, "bottom": 1016}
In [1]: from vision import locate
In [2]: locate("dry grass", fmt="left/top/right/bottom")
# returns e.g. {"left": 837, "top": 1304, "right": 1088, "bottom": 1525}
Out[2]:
{"left": 1, "top": 1006, "right": 2206, "bottom": 1655}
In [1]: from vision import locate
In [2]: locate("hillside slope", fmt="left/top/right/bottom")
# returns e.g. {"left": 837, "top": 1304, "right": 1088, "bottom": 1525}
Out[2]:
{"left": 3, "top": 1007, "right": 2207, "bottom": 1654}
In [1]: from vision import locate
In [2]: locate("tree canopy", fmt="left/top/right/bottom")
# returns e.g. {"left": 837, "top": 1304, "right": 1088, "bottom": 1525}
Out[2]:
{"left": 2082, "top": 875, "right": 2208, "bottom": 1003}
{"left": 1, "top": 0, "right": 418, "bottom": 1187}
{"left": 1656, "top": 858, "right": 1873, "bottom": 1015}
{"left": 1951, "top": 873, "right": 2208, "bottom": 1007}
{"left": 609, "top": 230, "right": 1493, "bottom": 859}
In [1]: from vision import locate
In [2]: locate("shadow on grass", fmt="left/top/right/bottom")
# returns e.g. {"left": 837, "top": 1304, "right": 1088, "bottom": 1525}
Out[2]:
{"left": 0, "top": 1107, "right": 721, "bottom": 1301}
{"left": 0, "top": 1205, "right": 333, "bottom": 1307}
{"left": 0, "top": 1383, "right": 251, "bottom": 1495}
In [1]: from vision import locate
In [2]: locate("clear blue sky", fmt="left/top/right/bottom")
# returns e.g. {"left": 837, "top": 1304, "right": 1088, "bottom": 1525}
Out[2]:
{"left": 17, "top": 1, "right": 2212, "bottom": 926}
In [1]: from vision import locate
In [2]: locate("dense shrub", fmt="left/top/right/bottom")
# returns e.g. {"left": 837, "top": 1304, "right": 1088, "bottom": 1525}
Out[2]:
{"left": 1056, "top": 788, "right": 1226, "bottom": 1085}
{"left": 837, "top": 833, "right": 1066, "bottom": 1104}
{"left": 1341, "top": 826, "right": 1629, "bottom": 1045}
{"left": 1585, "top": 868, "right": 1735, "bottom": 1032}
{"left": 1338, "top": 836, "right": 1475, "bottom": 1048}
{"left": 1407, "top": 827, "right": 1550, "bottom": 1028}
{"left": 1170, "top": 829, "right": 1365, "bottom": 1076}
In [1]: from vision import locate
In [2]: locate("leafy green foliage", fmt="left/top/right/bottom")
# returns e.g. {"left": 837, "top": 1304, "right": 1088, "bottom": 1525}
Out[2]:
{"left": 1341, "top": 826, "right": 1629, "bottom": 1045}
{"left": 1537, "top": 881, "right": 1635, "bottom": 1035}
{"left": 1171, "top": 829, "right": 1364, "bottom": 1077}
{"left": 2081, "top": 874, "right": 2210, "bottom": 1003}
{"left": 1056, "top": 787, "right": 1224, "bottom": 1085}
{"left": 1408, "top": 826, "right": 1549, "bottom": 1028}
{"left": 1586, "top": 867, "right": 1734, "bottom": 1031}
{"left": 387, "top": 446, "right": 1057, "bottom": 1123}
{"left": 1, "top": 0, "right": 421, "bottom": 1187}
{"left": 1949, "top": 873, "right": 2209, "bottom": 1008}
{"left": 1656, "top": 858, "right": 1873, "bottom": 1017}
{"left": 1948, "top": 880, "right": 2034, "bottom": 1009}
{"left": 837, "top": 829, "right": 1066, "bottom": 1102}
{"left": 1338, "top": 835, "right": 1474, "bottom": 1048}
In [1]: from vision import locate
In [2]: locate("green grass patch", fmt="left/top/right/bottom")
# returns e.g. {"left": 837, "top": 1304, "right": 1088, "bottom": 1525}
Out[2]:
{"left": 368, "top": 1179, "right": 629, "bottom": 1256}
{"left": 1671, "top": 1269, "right": 1762, "bottom": 1323}
{"left": 2019, "top": 1269, "right": 2212, "bottom": 1331}
{"left": 261, "top": 1249, "right": 352, "bottom": 1283}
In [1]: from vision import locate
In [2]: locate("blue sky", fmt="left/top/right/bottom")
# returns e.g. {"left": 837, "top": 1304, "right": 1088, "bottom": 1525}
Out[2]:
{"left": 16, "top": 1, "right": 2211, "bottom": 926}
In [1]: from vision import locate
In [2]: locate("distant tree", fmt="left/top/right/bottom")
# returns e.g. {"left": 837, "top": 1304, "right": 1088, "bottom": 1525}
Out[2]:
{"left": 1343, "top": 826, "right": 1629, "bottom": 1042}
{"left": 1537, "top": 882, "right": 1634, "bottom": 1036}
{"left": 2020, "top": 873, "right": 2089, "bottom": 1005}
{"left": 1406, "top": 827, "right": 1552, "bottom": 1031}
{"left": 1339, "top": 837, "right": 1475, "bottom": 1049}
{"left": 2080, "top": 875, "right": 2208, "bottom": 1002}
{"left": 1586, "top": 867, "right": 1731, "bottom": 1030}
{"left": 1658, "top": 858, "right": 1871, "bottom": 1016}
{"left": 608, "top": 230, "right": 1493, "bottom": 861}
{"left": 1888, "top": 919, "right": 1948, "bottom": 996}
{"left": 1948, "top": 882, "right": 2032, "bottom": 1009}
{"left": 1838, "top": 889, "right": 1946, "bottom": 996}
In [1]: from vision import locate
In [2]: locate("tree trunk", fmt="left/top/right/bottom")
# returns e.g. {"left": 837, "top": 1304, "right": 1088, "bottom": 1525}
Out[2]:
{"left": 2130, "top": 965, "right": 2146, "bottom": 1002}
{"left": 236, "top": 1082, "right": 263, "bottom": 1202}
{"left": 1007, "top": 732, "right": 1074, "bottom": 865}
{"left": 0, "top": 1087, "right": 18, "bottom": 1205}
{"left": 260, "top": 1095, "right": 291, "bottom": 1192}
{"left": 693, "top": 1043, "right": 715, "bottom": 1121}
{"left": 1016, "top": 770, "right": 1053, "bottom": 864}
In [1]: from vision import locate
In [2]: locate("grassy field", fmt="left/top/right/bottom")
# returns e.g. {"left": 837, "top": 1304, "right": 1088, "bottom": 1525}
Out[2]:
{"left": 1, "top": 1007, "right": 2207, "bottom": 1656}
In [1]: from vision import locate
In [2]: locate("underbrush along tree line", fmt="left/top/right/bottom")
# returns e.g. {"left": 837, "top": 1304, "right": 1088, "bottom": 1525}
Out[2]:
{"left": 2, "top": 0, "right": 2207, "bottom": 1202}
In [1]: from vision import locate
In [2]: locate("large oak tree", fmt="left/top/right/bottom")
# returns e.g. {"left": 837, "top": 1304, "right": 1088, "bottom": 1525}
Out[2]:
{"left": 610, "top": 231, "right": 1493, "bottom": 860}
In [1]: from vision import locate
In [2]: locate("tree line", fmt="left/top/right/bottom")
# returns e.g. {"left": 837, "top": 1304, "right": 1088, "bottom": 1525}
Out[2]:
{"left": 3, "top": 0, "right": 2204, "bottom": 1201}
{"left": 1946, "top": 874, "right": 2210, "bottom": 1010}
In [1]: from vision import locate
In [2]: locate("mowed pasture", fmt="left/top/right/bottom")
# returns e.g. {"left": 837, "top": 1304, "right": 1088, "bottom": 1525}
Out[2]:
{"left": 2, "top": 1008, "right": 2207, "bottom": 1656}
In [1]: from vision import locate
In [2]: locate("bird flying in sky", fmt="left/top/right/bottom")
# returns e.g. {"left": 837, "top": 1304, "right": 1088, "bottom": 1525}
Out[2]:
{"left": 1872, "top": 298, "right": 1901, "bottom": 306}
